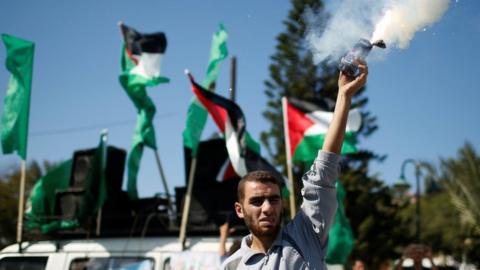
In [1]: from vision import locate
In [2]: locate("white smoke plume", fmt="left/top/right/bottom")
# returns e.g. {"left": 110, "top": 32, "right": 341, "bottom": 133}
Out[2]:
{"left": 305, "top": 0, "right": 451, "bottom": 65}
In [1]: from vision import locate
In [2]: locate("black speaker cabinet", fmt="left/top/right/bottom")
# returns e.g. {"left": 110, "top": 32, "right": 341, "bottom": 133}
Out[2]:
{"left": 175, "top": 187, "right": 212, "bottom": 226}
{"left": 70, "top": 146, "right": 126, "bottom": 192}
{"left": 55, "top": 188, "right": 85, "bottom": 220}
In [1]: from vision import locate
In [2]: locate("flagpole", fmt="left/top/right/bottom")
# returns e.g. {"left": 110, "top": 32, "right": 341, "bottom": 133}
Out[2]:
{"left": 178, "top": 71, "right": 217, "bottom": 250}
{"left": 96, "top": 129, "right": 108, "bottom": 236}
{"left": 229, "top": 56, "right": 236, "bottom": 101}
{"left": 16, "top": 160, "right": 26, "bottom": 245}
{"left": 153, "top": 150, "right": 173, "bottom": 212}
{"left": 179, "top": 69, "right": 223, "bottom": 249}
{"left": 179, "top": 69, "right": 199, "bottom": 250}
{"left": 282, "top": 97, "right": 296, "bottom": 219}
{"left": 179, "top": 157, "right": 197, "bottom": 250}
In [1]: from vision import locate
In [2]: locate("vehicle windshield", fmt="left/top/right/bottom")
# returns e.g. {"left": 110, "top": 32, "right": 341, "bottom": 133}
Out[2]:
{"left": 70, "top": 257, "right": 154, "bottom": 270}
{"left": 0, "top": 256, "right": 48, "bottom": 270}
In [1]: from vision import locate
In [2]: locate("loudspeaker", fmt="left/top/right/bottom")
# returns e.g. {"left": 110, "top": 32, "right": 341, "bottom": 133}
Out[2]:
{"left": 55, "top": 188, "right": 85, "bottom": 220}
{"left": 70, "top": 146, "right": 126, "bottom": 192}
{"left": 175, "top": 187, "right": 213, "bottom": 226}
{"left": 184, "top": 139, "right": 239, "bottom": 186}
{"left": 175, "top": 179, "right": 240, "bottom": 227}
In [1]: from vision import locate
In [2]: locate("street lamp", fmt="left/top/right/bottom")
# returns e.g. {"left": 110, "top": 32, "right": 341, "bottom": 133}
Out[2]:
{"left": 394, "top": 159, "right": 422, "bottom": 244}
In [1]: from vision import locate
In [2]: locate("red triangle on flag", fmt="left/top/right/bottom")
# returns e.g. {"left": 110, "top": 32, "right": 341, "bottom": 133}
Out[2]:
{"left": 285, "top": 98, "right": 315, "bottom": 158}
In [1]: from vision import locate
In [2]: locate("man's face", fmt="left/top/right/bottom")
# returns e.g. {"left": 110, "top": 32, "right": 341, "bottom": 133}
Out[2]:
{"left": 235, "top": 181, "right": 283, "bottom": 240}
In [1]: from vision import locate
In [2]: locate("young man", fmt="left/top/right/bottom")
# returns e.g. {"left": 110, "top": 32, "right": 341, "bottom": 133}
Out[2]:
{"left": 221, "top": 62, "right": 369, "bottom": 269}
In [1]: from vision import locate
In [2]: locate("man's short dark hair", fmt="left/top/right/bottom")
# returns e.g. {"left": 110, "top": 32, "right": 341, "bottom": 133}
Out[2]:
{"left": 237, "top": 170, "right": 282, "bottom": 203}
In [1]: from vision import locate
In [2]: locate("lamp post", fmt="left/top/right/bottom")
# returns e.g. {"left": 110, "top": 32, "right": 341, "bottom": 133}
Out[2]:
{"left": 394, "top": 159, "right": 422, "bottom": 244}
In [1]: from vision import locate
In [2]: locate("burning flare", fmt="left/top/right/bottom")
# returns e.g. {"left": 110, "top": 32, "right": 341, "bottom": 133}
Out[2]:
{"left": 339, "top": 39, "right": 386, "bottom": 77}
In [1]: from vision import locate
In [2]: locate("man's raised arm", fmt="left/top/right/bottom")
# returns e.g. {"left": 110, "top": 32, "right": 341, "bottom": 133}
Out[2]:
{"left": 323, "top": 62, "right": 368, "bottom": 154}
{"left": 291, "top": 62, "right": 369, "bottom": 248}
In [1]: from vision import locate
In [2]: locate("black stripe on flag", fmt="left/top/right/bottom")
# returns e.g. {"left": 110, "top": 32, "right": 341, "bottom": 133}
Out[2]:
{"left": 244, "top": 149, "right": 285, "bottom": 184}
{"left": 188, "top": 72, "right": 285, "bottom": 183}
{"left": 120, "top": 24, "right": 167, "bottom": 55}
{"left": 189, "top": 75, "right": 246, "bottom": 140}
{"left": 288, "top": 97, "right": 332, "bottom": 114}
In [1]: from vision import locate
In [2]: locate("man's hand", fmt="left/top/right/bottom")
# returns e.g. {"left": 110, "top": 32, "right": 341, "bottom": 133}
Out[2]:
{"left": 322, "top": 61, "right": 369, "bottom": 154}
{"left": 338, "top": 61, "right": 368, "bottom": 98}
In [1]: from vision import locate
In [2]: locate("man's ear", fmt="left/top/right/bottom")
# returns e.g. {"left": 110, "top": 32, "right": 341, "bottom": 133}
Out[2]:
{"left": 235, "top": 202, "right": 244, "bottom": 219}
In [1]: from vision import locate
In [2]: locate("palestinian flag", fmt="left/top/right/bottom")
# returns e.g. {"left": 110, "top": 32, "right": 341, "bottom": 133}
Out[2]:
{"left": 119, "top": 23, "right": 169, "bottom": 199}
{"left": 216, "top": 159, "right": 237, "bottom": 182}
{"left": 120, "top": 23, "right": 169, "bottom": 86}
{"left": 186, "top": 71, "right": 248, "bottom": 176}
{"left": 186, "top": 71, "right": 282, "bottom": 182}
{"left": 283, "top": 97, "right": 361, "bottom": 161}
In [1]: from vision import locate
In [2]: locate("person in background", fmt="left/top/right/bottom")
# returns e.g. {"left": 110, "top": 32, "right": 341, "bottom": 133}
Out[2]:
{"left": 379, "top": 259, "right": 391, "bottom": 270}
{"left": 219, "top": 215, "right": 242, "bottom": 262}
{"left": 353, "top": 259, "right": 366, "bottom": 270}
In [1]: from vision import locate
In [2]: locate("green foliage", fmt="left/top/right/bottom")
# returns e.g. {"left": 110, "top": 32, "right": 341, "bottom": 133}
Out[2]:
{"left": 262, "top": 0, "right": 404, "bottom": 267}
{"left": 342, "top": 155, "right": 409, "bottom": 267}
{"left": 420, "top": 142, "right": 480, "bottom": 264}
{"left": 399, "top": 192, "right": 464, "bottom": 256}
{"left": 441, "top": 142, "right": 480, "bottom": 235}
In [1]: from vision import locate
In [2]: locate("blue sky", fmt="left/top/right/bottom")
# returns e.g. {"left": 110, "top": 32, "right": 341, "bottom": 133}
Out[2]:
{"left": 1, "top": 0, "right": 479, "bottom": 198}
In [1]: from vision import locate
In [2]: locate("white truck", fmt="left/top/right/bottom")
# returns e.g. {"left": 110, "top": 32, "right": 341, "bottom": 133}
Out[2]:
{"left": 0, "top": 237, "right": 226, "bottom": 270}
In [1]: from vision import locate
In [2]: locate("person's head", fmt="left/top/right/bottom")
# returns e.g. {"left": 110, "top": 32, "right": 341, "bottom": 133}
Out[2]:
{"left": 379, "top": 260, "right": 391, "bottom": 270}
{"left": 235, "top": 170, "right": 283, "bottom": 240}
{"left": 353, "top": 260, "right": 366, "bottom": 270}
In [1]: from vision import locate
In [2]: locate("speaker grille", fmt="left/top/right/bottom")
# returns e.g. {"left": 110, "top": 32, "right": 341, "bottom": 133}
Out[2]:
{"left": 55, "top": 189, "right": 85, "bottom": 220}
{"left": 71, "top": 155, "right": 91, "bottom": 188}
{"left": 70, "top": 146, "right": 126, "bottom": 191}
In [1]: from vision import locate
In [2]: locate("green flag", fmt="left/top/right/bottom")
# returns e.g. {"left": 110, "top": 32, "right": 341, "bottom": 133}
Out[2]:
{"left": 182, "top": 24, "right": 228, "bottom": 156}
{"left": 81, "top": 131, "right": 108, "bottom": 216}
{"left": 25, "top": 159, "right": 76, "bottom": 233}
{"left": 326, "top": 180, "right": 355, "bottom": 264}
{"left": 25, "top": 132, "right": 109, "bottom": 233}
{"left": 119, "top": 24, "right": 169, "bottom": 199}
{"left": 1, "top": 34, "right": 34, "bottom": 160}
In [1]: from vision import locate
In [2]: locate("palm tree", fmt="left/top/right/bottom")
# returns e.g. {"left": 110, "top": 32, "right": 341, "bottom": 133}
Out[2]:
{"left": 440, "top": 142, "right": 480, "bottom": 235}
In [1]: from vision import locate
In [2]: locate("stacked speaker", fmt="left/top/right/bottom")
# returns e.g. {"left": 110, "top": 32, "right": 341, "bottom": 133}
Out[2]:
{"left": 55, "top": 146, "right": 126, "bottom": 222}
{"left": 178, "top": 138, "right": 246, "bottom": 233}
